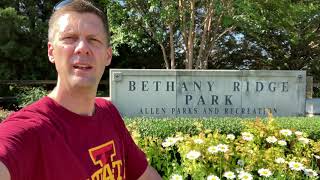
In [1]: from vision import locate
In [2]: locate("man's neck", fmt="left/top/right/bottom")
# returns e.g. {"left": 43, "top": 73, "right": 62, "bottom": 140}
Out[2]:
{"left": 48, "top": 86, "right": 96, "bottom": 116}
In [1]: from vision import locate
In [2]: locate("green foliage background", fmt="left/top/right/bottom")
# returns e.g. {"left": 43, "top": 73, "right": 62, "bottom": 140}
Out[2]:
{"left": 0, "top": 0, "right": 319, "bottom": 79}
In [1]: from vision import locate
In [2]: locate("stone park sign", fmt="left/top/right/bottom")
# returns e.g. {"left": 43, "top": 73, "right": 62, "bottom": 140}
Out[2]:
{"left": 109, "top": 69, "right": 306, "bottom": 117}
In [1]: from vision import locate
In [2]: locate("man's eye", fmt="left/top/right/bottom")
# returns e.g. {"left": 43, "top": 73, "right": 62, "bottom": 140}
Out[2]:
{"left": 60, "top": 36, "right": 77, "bottom": 44}
{"left": 89, "top": 38, "right": 103, "bottom": 45}
{"left": 90, "top": 38, "right": 99, "bottom": 42}
{"left": 64, "top": 37, "right": 74, "bottom": 40}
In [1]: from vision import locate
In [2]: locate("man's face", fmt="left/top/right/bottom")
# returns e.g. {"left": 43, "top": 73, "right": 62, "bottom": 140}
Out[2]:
{"left": 48, "top": 12, "right": 111, "bottom": 90}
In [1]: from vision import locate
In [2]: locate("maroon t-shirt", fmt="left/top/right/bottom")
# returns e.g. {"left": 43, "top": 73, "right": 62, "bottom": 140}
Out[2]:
{"left": 0, "top": 97, "right": 148, "bottom": 180}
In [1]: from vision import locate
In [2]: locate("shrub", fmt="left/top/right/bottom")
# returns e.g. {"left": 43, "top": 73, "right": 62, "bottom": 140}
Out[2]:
{"left": 128, "top": 115, "right": 320, "bottom": 179}
{"left": 125, "top": 116, "right": 320, "bottom": 139}
{"left": 16, "top": 87, "right": 48, "bottom": 108}
{"left": 125, "top": 117, "right": 245, "bottom": 139}
{"left": 0, "top": 109, "right": 12, "bottom": 122}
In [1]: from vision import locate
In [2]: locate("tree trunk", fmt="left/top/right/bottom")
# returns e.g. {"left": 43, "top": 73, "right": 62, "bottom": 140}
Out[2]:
{"left": 169, "top": 24, "right": 175, "bottom": 69}
{"left": 179, "top": 0, "right": 189, "bottom": 69}
{"left": 160, "top": 44, "right": 170, "bottom": 69}
{"left": 196, "top": 2, "right": 213, "bottom": 69}
{"left": 187, "top": 0, "right": 196, "bottom": 69}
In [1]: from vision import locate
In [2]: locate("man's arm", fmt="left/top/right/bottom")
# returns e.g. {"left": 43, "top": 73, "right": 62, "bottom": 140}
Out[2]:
{"left": 0, "top": 161, "right": 10, "bottom": 180}
{"left": 138, "top": 165, "right": 162, "bottom": 180}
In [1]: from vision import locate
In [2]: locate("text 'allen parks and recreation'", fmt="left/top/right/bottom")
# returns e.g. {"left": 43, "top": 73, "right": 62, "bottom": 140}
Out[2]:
{"left": 139, "top": 107, "right": 278, "bottom": 116}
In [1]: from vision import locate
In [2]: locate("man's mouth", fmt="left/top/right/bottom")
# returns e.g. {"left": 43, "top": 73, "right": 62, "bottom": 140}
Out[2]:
{"left": 73, "top": 64, "right": 92, "bottom": 70}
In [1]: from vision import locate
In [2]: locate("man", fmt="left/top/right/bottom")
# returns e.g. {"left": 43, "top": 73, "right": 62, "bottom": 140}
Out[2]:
{"left": 0, "top": 0, "right": 162, "bottom": 179}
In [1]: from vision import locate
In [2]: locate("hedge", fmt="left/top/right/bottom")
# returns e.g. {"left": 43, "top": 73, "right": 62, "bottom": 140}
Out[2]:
{"left": 1, "top": 109, "right": 320, "bottom": 140}
{"left": 124, "top": 116, "right": 320, "bottom": 140}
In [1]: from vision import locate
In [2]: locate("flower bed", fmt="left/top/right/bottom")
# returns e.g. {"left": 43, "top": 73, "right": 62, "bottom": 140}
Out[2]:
{"left": 127, "top": 115, "right": 320, "bottom": 179}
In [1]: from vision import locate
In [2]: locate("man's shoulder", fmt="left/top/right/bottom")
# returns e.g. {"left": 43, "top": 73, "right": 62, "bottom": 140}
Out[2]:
{"left": 95, "top": 97, "right": 123, "bottom": 119}
{"left": 95, "top": 97, "right": 114, "bottom": 109}
{"left": 2, "top": 97, "right": 52, "bottom": 129}
{"left": 0, "top": 111, "right": 45, "bottom": 140}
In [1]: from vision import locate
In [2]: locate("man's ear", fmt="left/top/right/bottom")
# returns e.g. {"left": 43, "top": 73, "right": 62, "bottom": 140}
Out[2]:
{"left": 105, "top": 47, "right": 112, "bottom": 66}
{"left": 48, "top": 42, "right": 55, "bottom": 63}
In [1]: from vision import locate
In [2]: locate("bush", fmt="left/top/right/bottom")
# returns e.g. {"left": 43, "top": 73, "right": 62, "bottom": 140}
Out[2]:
{"left": 0, "top": 109, "right": 12, "bottom": 122}
{"left": 16, "top": 87, "right": 48, "bottom": 108}
{"left": 127, "top": 115, "right": 320, "bottom": 179}
{"left": 125, "top": 117, "right": 245, "bottom": 139}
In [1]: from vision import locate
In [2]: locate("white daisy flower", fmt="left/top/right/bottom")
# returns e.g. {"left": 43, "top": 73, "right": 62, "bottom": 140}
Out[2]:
{"left": 162, "top": 142, "right": 171, "bottom": 147}
{"left": 304, "top": 169, "right": 318, "bottom": 177}
{"left": 288, "top": 161, "right": 304, "bottom": 171}
{"left": 208, "top": 146, "right": 219, "bottom": 154}
{"left": 162, "top": 137, "right": 178, "bottom": 147}
{"left": 275, "top": 157, "right": 286, "bottom": 164}
{"left": 280, "top": 129, "right": 292, "bottom": 136}
{"left": 313, "top": 154, "right": 320, "bottom": 159}
{"left": 194, "top": 138, "right": 204, "bottom": 144}
{"left": 207, "top": 174, "right": 220, "bottom": 180}
{"left": 298, "top": 137, "right": 310, "bottom": 144}
{"left": 226, "top": 134, "right": 235, "bottom": 140}
{"left": 186, "top": 150, "right": 201, "bottom": 160}
{"left": 295, "top": 131, "right": 303, "bottom": 136}
{"left": 266, "top": 136, "right": 277, "bottom": 143}
{"left": 238, "top": 171, "right": 253, "bottom": 180}
{"left": 241, "top": 132, "right": 254, "bottom": 141}
{"left": 277, "top": 140, "right": 287, "bottom": 146}
{"left": 258, "top": 168, "right": 272, "bottom": 177}
{"left": 217, "top": 144, "right": 229, "bottom": 153}
{"left": 170, "top": 174, "right": 183, "bottom": 180}
{"left": 223, "top": 171, "right": 236, "bottom": 179}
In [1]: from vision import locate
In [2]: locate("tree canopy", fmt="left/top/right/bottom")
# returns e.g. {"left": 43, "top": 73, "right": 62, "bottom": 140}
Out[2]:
{"left": 0, "top": 0, "right": 319, "bottom": 80}
{"left": 230, "top": 0, "right": 320, "bottom": 74}
{"left": 0, "top": 1, "right": 55, "bottom": 80}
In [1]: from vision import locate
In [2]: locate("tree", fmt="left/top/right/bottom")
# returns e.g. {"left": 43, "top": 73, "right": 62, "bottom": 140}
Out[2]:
{"left": 0, "top": 1, "right": 56, "bottom": 80}
{"left": 102, "top": 0, "right": 236, "bottom": 69}
{"left": 0, "top": 7, "right": 31, "bottom": 79}
{"left": 226, "top": 0, "right": 320, "bottom": 75}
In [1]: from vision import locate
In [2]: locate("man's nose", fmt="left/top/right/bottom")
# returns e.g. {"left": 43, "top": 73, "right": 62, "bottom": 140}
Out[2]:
{"left": 74, "top": 38, "right": 90, "bottom": 55}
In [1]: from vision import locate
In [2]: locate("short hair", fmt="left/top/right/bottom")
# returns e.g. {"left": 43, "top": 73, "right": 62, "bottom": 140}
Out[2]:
{"left": 48, "top": 0, "right": 110, "bottom": 45}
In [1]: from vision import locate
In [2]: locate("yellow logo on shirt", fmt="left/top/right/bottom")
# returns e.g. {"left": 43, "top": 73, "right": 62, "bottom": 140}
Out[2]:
{"left": 88, "top": 140, "right": 123, "bottom": 180}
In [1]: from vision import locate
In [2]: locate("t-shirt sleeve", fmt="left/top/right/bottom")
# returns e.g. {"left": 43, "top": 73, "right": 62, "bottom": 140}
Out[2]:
{"left": 107, "top": 102, "right": 148, "bottom": 179}
{"left": 0, "top": 116, "right": 39, "bottom": 180}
